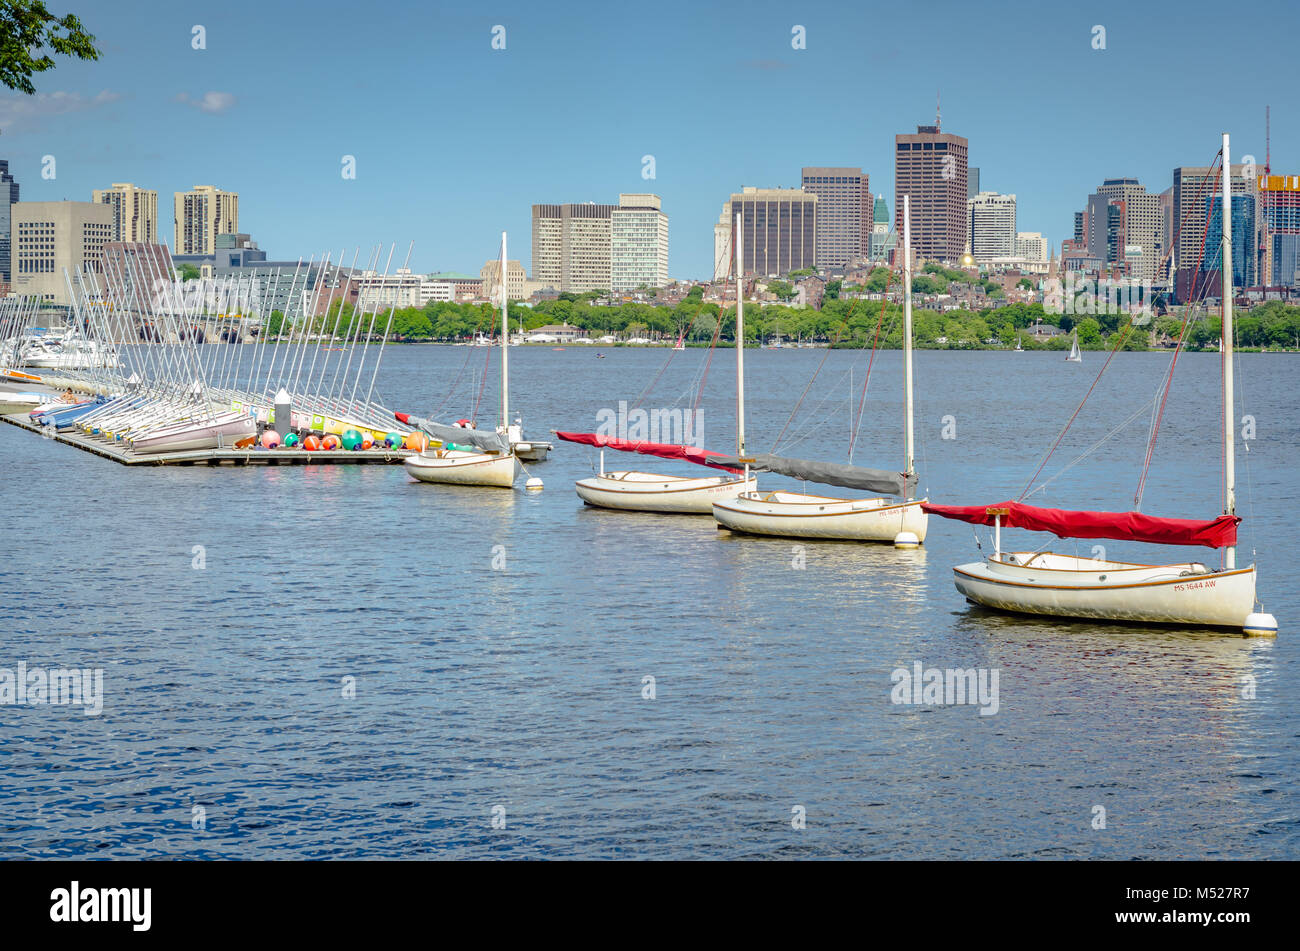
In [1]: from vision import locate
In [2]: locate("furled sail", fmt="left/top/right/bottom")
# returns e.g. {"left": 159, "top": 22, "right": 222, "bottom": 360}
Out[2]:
{"left": 704, "top": 453, "right": 915, "bottom": 497}
{"left": 922, "top": 501, "right": 1239, "bottom": 549}
{"left": 395, "top": 412, "right": 509, "bottom": 453}
{"left": 554, "top": 431, "right": 742, "bottom": 472}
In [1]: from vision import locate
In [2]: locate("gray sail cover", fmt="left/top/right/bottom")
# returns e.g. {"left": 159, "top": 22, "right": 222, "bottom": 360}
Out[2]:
{"left": 410, "top": 415, "right": 509, "bottom": 453}
{"left": 705, "top": 453, "right": 915, "bottom": 497}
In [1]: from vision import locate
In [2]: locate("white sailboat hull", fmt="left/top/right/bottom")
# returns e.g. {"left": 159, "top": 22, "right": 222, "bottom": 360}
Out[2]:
{"left": 0, "top": 391, "right": 54, "bottom": 414}
{"left": 575, "top": 470, "right": 757, "bottom": 514}
{"left": 952, "top": 552, "right": 1257, "bottom": 629}
{"left": 713, "top": 491, "right": 929, "bottom": 541}
{"left": 131, "top": 413, "right": 258, "bottom": 454}
{"left": 404, "top": 449, "right": 520, "bottom": 488}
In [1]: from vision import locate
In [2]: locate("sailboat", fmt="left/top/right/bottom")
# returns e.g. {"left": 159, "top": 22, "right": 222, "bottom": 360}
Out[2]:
{"left": 710, "top": 195, "right": 927, "bottom": 546}
{"left": 559, "top": 212, "right": 757, "bottom": 513}
{"left": 1014, "top": 334, "right": 1024, "bottom": 352}
{"left": 403, "top": 232, "right": 522, "bottom": 488}
{"left": 1066, "top": 329, "right": 1082, "bottom": 362}
{"left": 924, "top": 134, "right": 1275, "bottom": 636}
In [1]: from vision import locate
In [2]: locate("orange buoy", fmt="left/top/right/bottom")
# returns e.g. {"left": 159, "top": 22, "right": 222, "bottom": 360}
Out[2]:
{"left": 361, "top": 437, "right": 373, "bottom": 450}
{"left": 302, "top": 435, "right": 322, "bottom": 451}
{"left": 321, "top": 434, "right": 341, "bottom": 450}
{"left": 404, "top": 431, "right": 427, "bottom": 451}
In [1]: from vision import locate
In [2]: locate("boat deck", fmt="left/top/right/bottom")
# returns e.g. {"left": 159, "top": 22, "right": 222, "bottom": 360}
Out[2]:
{"left": 1, "top": 413, "right": 413, "bottom": 467}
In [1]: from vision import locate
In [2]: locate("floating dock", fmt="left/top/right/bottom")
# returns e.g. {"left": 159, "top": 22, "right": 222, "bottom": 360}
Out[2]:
{"left": 1, "top": 413, "right": 413, "bottom": 467}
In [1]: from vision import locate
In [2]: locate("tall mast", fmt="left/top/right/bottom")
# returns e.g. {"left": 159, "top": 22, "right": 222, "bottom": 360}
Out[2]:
{"left": 500, "top": 231, "right": 509, "bottom": 431}
{"left": 902, "top": 194, "right": 915, "bottom": 496}
{"left": 1221, "top": 133, "right": 1236, "bottom": 570}
{"left": 735, "top": 211, "right": 746, "bottom": 457}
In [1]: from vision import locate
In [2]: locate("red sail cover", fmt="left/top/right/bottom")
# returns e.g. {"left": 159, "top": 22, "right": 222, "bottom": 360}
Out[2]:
{"left": 554, "top": 432, "right": 742, "bottom": 472}
{"left": 921, "top": 501, "right": 1239, "bottom": 549}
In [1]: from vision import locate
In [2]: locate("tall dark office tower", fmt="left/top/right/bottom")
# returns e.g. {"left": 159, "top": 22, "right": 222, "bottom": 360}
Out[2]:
{"left": 894, "top": 124, "right": 968, "bottom": 263}
{"left": 800, "top": 167, "right": 869, "bottom": 267}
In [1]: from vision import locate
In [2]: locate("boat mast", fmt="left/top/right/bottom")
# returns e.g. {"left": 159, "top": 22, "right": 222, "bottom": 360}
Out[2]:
{"left": 500, "top": 231, "right": 509, "bottom": 432}
{"left": 1221, "top": 133, "right": 1236, "bottom": 570}
{"left": 902, "top": 194, "right": 915, "bottom": 498}
{"left": 734, "top": 211, "right": 746, "bottom": 457}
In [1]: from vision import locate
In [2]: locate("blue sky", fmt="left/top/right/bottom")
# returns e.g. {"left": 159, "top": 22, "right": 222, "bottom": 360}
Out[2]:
{"left": 1, "top": 0, "right": 1295, "bottom": 278}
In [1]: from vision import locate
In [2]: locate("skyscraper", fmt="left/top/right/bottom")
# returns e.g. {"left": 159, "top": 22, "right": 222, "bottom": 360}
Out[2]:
{"left": 968, "top": 192, "right": 1017, "bottom": 262}
{"left": 1078, "top": 178, "right": 1164, "bottom": 282}
{"left": 713, "top": 187, "right": 817, "bottom": 278}
{"left": 530, "top": 201, "right": 614, "bottom": 293}
{"left": 1203, "top": 192, "right": 1257, "bottom": 288}
{"left": 1256, "top": 174, "right": 1299, "bottom": 285}
{"left": 173, "top": 185, "right": 239, "bottom": 255}
{"left": 611, "top": 194, "right": 669, "bottom": 292}
{"left": 1173, "top": 164, "right": 1253, "bottom": 278}
{"left": 93, "top": 183, "right": 158, "bottom": 244}
{"left": 0, "top": 159, "right": 19, "bottom": 285}
{"left": 800, "top": 167, "right": 869, "bottom": 267}
{"left": 894, "top": 124, "right": 968, "bottom": 263}
{"left": 533, "top": 195, "right": 667, "bottom": 293}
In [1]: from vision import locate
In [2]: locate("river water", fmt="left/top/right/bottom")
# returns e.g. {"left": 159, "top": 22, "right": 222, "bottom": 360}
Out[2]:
{"left": 2, "top": 345, "right": 1295, "bottom": 859}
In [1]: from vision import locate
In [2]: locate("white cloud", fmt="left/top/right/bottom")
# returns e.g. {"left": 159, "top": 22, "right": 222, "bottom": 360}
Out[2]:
{"left": 0, "top": 89, "right": 122, "bottom": 132}
{"left": 174, "top": 91, "right": 236, "bottom": 114}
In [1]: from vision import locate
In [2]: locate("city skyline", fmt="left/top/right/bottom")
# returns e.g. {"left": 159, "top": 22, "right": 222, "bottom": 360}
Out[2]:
{"left": 0, "top": 0, "right": 1295, "bottom": 279}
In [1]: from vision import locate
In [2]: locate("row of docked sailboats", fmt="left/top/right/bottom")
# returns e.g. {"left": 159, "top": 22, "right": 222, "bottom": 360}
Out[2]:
{"left": 5, "top": 241, "right": 416, "bottom": 454}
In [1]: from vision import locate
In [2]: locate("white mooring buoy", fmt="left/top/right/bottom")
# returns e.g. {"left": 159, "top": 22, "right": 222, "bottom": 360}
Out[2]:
{"left": 525, "top": 477, "right": 543, "bottom": 491}
{"left": 893, "top": 531, "right": 920, "bottom": 549}
{"left": 1243, "top": 612, "right": 1278, "bottom": 637}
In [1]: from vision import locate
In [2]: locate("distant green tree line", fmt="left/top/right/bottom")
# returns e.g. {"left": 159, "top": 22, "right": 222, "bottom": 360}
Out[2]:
{"left": 253, "top": 298, "right": 1300, "bottom": 352}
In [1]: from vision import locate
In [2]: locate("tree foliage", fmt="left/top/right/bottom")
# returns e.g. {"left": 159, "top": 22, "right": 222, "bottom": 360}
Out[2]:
{"left": 0, "top": 2, "right": 100, "bottom": 96}
{"left": 252, "top": 296, "right": 1300, "bottom": 352}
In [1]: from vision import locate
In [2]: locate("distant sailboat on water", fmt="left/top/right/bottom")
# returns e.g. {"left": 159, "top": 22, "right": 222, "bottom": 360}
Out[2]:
{"left": 1066, "top": 329, "right": 1082, "bottom": 362}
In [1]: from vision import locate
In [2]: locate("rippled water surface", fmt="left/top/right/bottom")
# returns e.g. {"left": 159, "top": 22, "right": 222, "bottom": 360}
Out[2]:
{"left": 2, "top": 345, "right": 1295, "bottom": 859}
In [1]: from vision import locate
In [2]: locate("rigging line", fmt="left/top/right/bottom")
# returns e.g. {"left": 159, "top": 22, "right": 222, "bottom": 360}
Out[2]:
{"left": 1022, "top": 394, "right": 1162, "bottom": 500}
{"left": 1136, "top": 153, "right": 1229, "bottom": 508}
{"left": 848, "top": 267, "right": 898, "bottom": 460}
{"left": 687, "top": 230, "right": 734, "bottom": 417}
{"left": 1017, "top": 319, "right": 1135, "bottom": 501}
{"left": 631, "top": 343, "right": 679, "bottom": 413}
{"left": 773, "top": 294, "right": 902, "bottom": 458}
{"left": 689, "top": 286, "right": 727, "bottom": 417}
{"left": 1235, "top": 338, "right": 1259, "bottom": 579}
{"left": 769, "top": 287, "right": 865, "bottom": 453}
{"left": 1134, "top": 287, "right": 1197, "bottom": 508}
{"left": 428, "top": 339, "right": 477, "bottom": 420}
{"left": 1024, "top": 145, "right": 1227, "bottom": 503}
{"left": 471, "top": 322, "right": 494, "bottom": 423}
{"left": 428, "top": 306, "right": 497, "bottom": 420}
{"left": 774, "top": 349, "right": 881, "bottom": 456}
